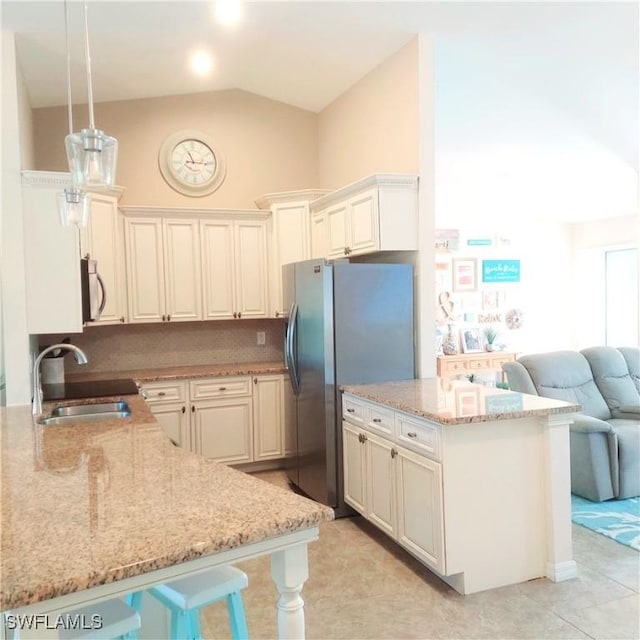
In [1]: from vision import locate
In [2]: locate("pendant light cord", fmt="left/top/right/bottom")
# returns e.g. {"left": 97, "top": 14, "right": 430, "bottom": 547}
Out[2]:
{"left": 64, "top": 0, "right": 73, "bottom": 136}
{"left": 82, "top": 0, "right": 96, "bottom": 130}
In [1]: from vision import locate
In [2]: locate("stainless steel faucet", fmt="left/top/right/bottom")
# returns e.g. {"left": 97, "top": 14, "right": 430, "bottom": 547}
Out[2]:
{"left": 32, "top": 344, "right": 88, "bottom": 416}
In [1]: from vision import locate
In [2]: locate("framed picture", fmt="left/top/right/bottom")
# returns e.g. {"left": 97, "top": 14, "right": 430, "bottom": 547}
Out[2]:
{"left": 460, "top": 326, "right": 484, "bottom": 353}
{"left": 455, "top": 387, "right": 481, "bottom": 417}
{"left": 452, "top": 258, "right": 478, "bottom": 292}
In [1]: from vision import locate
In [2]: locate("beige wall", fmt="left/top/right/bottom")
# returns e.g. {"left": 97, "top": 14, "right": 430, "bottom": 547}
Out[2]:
{"left": 33, "top": 89, "right": 319, "bottom": 208}
{"left": 318, "top": 38, "right": 419, "bottom": 190}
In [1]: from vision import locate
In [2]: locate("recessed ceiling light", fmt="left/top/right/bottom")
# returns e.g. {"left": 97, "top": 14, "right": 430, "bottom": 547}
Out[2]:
{"left": 189, "top": 49, "right": 214, "bottom": 76}
{"left": 213, "top": 0, "right": 243, "bottom": 27}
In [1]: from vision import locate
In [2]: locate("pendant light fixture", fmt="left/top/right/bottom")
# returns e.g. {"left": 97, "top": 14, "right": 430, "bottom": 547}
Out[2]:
{"left": 64, "top": 0, "right": 118, "bottom": 191}
{"left": 58, "top": 0, "right": 90, "bottom": 227}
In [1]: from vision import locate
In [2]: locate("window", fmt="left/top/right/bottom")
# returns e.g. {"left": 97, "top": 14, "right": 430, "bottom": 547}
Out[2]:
{"left": 605, "top": 247, "right": 638, "bottom": 346}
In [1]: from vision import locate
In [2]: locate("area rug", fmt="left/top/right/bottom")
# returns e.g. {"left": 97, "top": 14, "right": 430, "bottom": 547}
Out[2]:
{"left": 571, "top": 494, "right": 640, "bottom": 551}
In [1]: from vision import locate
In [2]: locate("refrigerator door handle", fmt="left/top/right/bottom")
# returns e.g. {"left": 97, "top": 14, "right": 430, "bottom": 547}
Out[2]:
{"left": 286, "top": 302, "right": 301, "bottom": 395}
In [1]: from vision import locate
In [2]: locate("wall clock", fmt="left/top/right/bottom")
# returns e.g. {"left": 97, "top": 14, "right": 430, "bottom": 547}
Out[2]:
{"left": 158, "top": 130, "right": 226, "bottom": 196}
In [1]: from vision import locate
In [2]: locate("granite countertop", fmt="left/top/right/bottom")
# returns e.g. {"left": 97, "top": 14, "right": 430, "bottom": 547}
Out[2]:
{"left": 342, "top": 378, "right": 581, "bottom": 425}
{"left": 66, "top": 361, "right": 287, "bottom": 384}
{"left": 0, "top": 398, "right": 333, "bottom": 610}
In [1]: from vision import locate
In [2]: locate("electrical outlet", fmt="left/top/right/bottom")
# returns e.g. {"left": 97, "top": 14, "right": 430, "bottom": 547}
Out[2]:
{"left": 256, "top": 331, "right": 266, "bottom": 346}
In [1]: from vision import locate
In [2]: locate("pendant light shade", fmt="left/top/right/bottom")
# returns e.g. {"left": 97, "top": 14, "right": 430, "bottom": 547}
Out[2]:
{"left": 66, "top": 128, "right": 118, "bottom": 189}
{"left": 57, "top": 188, "right": 90, "bottom": 227}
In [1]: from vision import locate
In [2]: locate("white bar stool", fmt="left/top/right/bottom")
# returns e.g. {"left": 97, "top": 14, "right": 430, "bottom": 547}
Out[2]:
{"left": 144, "top": 566, "right": 249, "bottom": 640}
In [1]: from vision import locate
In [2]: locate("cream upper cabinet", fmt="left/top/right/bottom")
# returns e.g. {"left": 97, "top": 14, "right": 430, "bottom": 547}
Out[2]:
{"left": 81, "top": 191, "right": 127, "bottom": 325}
{"left": 255, "top": 190, "right": 328, "bottom": 317}
{"left": 21, "top": 172, "right": 83, "bottom": 334}
{"left": 163, "top": 218, "right": 202, "bottom": 322}
{"left": 309, "top": 210, "right": 327, "bottom": 259}
{"left": 201, "top": 216, "right": 270, "bottom": 320}
{"left": 310, "top": 174, "right": 418, "bottom": 258}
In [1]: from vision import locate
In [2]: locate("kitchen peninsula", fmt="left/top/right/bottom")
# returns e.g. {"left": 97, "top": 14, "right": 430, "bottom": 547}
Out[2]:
{"left": 341, "top": 378, "right": 580, "bottom": 595}
{"left": 0, "top": 396, "right": 333, "bottom": 639}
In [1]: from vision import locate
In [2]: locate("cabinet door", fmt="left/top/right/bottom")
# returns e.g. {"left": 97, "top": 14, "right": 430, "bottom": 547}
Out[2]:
{"left": 193, "top": 397, "right": 253, "bottom": 464}
{"left": 22, "top": 180, "right": 83, "bottom": 334}
{"left": 326, "top": 202, "right": 349, "bottom": 258}
{"left": 396, "top": 446, "right": 445, "bottom": 573}
{"left": 342, "top": 422, "right": 367, "bottom": 514}
{"left": 163, "top": 219, "right": 202, "bottom": 322}
{"left": 349, "top": 189, "right": 379, "bottom": 255}
{"left": 234, "top": 219, "right": 269, "bottom": 318}
{"left": 124, "top": 217, "right": 166, "bottom": 323}
{"left": 366, "top": 433, "right": 396, "bottom": 537}
{"left": 150, "top": 402, "right": 189, "bottom": 449}
{"left": 310, "top": 210, "right": 327, "bottom": 259}
{"left": 253, "top": 375, "right": 284, "bottom": 461}
{"left": 85, "top": 193, "right": 126, "bottom": 324}
{"left": 201, "top": 220, "right": 236, "bottom": 319}
{"left": 272, "top": 202, "right": 310, "bottom": 315}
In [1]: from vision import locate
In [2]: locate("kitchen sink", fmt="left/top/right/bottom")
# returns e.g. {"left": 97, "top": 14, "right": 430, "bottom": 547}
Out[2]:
{"left": 37, "top": 401, "right": 131, "bottom": 426}
{"left": 51, "top": 401, "right": 130, "bottom": 417}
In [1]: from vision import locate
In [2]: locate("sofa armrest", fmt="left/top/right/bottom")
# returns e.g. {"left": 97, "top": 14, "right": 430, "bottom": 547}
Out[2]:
{"left": 502, "top": 361, "right": 538, "bottom": 395}
{"left": 570, "top": 414, "right": 615, "bottom": 434}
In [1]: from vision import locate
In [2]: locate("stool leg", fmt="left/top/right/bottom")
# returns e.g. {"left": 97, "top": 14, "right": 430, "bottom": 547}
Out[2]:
{"left": 226, "top": 591, "right": 249, "bottom": 640}
{"left": 171, "top": 609, "right": 190, "bottom": 640}
{"left": 186, "top": 609, "right": 202, "bottom": 640}
{"left": 126, "top": 591, "right": 143, "bottom": 612}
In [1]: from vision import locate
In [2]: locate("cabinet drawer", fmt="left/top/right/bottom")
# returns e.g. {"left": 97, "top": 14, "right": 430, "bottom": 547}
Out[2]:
{"left": 342, "top": 394, "right": 366, "bottom": 427}
{"left": 366, "top": 403, "right": 395, "bottom": 438}
{"left": 142, "top": 380, "right": 187, "bottom": 403}
{"left": 467, "top": 359, "right": 490, "bottom": 371}
{"left": 442, "top": 360, "right": 467, "bottom": 375}
{"left": 396, "top": 413, "right": 441, "bottom": 461}
{"left": 190, "top": 377, "right": 252, "bottom": 400}
{"left": 491, "top": 354, "right": 515, "bottom": 368}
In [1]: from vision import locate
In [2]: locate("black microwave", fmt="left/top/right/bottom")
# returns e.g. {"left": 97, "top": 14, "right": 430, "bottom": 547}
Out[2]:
{"left": 80, "top": 257, "right": 106, "bottom": 323}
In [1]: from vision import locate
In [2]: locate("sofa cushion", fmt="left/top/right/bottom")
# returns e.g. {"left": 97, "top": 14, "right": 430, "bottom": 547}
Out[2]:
{"left": 518, "top": 351, "right": 612, "bottom": 420}
{"left": 618, "top": 347, "right": 640, "bottom": 395}
{"left": 581, "top": 346, "right": 640, "bottom": 414}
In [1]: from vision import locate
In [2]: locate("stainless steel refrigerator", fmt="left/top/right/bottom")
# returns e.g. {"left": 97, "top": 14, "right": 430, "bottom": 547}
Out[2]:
{"left": 283, "top": 258, "right": 415, "bottom": 516}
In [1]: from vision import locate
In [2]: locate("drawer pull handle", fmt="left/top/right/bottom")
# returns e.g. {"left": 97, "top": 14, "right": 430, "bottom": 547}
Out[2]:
{"left": 346, "top": 408, "right": 355, "bottom": 413}
{"left": 407, "top": 432, "right": 418, "bottom": 438}
{"left": 372, "top": 418, "right": 381, "bottom": 423}
{"left": 157, "top": 392, "right": 166, "bottom": 396}
{"left": 219, "top": 386, "right": 227, "bottom": 391}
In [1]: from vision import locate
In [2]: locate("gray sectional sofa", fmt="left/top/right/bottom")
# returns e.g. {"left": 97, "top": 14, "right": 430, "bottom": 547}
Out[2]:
{"left": 503, "top": 346, "right": 640, "bottom": 502}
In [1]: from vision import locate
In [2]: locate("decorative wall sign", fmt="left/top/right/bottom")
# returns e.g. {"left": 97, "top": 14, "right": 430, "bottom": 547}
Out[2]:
{"left": 435, "top": 229, "right": 460, "bottom": 252}
{"left": 485, "top": 393, "right": 524, "bottom": 415}
{"left": 482, "top": 259, "right": 521, "bottom": 283}
{"left": 452, "top": 258, "right": 478, "bottom": 292}
{"left": 467, "top": 238, "right": 493, "bottom": 247}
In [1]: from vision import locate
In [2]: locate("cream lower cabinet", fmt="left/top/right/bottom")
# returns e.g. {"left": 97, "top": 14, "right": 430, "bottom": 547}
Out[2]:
{"left": 342, "top": 395, "right": 445, "bottom": 575}
{"left": 143, "top": 375, "right": 285, "bottom": 466}
{"left": 142, "top": 381, "right": 190, "bottom": 448}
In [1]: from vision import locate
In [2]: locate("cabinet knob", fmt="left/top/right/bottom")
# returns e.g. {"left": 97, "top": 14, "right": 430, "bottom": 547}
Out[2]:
{"left": 361, "top": 433, "right": 368, "bottom": 442}
{"left": 157, "top": 391, "right": 166, "bottom": 397}
{"left": 275, "top": 311, "right": 280, "bottom": 317}
{"left": 407, "top": 432, "right": 417, "bottom": 438}
{"left": 191, "top": 405, "right": 195, "bottom": 413}
{"left": 254, "top": 378, "right": 258, "bottom": 384}
{"left": 219, "top": 386, "right": 227, "bottom": 391}
{"left": 233, "top": 312, "right": 237, "bottom": 318}
{"left": 237, "top": 312, "right": 241, "bottom": 319}
{"left": 358, "top": 433, "right": 364, "bottom": 444}
{"left": 346, "top": 408, "right": 355, "bottom": 413}
{"left": 391, "top": 448, "right": 398, "bottom": 458}
{"left": 162, "top": 314, "right": 166, "bottom": 322}
{"left": 120, "top": 316, "right": 125, "bottom": 323}
{"left": 167, "top": 314, "right": 171, "bottom": 322}
{"left": 181, "top": 406, "right": 186, "bottom": 414}
{"left": 372, "top": 418, "right": 381, "bottom": 423}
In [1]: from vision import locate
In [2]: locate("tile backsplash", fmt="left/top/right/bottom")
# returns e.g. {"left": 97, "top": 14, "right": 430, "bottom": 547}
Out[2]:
{"left": 39, "top": 319, "right": 285, "bottom": 374}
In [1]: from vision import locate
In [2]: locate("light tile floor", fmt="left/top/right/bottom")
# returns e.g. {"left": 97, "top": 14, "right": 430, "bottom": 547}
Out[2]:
{"left": 201, "top": 471, "right": 640, "bottom": 640}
